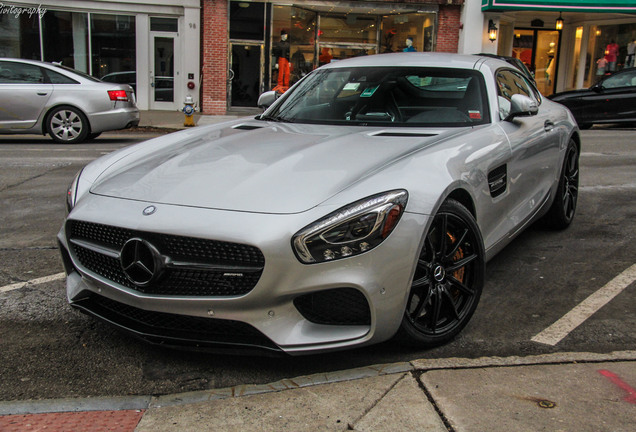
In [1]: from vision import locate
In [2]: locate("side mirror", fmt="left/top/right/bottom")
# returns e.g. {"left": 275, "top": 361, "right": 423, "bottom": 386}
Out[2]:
{"left": 257, "top": 91, "right": 279, "bottom": 109}
{"left": 591, "top": 83, "right": 603, "bottom": 93}
{"left": 505, "top": 94, "right": 538, "bottom": 121}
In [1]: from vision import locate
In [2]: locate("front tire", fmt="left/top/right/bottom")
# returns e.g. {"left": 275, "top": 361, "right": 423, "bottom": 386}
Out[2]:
{"left": 397, "top": 199, "right": 485, "bottom": 347}
{"left": 47, "top": 106, "right": 89, "bottom": 144}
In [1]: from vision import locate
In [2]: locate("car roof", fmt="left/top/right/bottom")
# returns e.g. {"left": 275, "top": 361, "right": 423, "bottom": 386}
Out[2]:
{"left": 320, "top": 52, "right": 508, "bottom": 71}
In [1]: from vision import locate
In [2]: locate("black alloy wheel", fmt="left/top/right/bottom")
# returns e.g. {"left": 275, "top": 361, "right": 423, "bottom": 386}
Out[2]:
{"left": 398, "top": 199, "right": 485, "bottom": 346}
{"left": 543, "top": 139, "right": 579, "bottom": 229}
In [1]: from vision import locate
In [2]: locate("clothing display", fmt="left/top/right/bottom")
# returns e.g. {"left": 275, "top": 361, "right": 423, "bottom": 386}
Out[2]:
{"left": 273, "top": 30, "right": 291, "bottom": 92}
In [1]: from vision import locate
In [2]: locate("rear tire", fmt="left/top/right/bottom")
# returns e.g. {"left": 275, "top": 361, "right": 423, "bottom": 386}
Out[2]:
{"left": 46, "top": 106, "right": 89, "bottom": 144}
{"left": 542, "top": 139, "right": 579, "bottom": 229}
{"left": 397, "top": 199, "right": 485, "bottom": 347}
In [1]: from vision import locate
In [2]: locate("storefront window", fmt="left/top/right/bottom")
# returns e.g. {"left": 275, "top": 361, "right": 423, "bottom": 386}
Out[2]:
{"left": 512, "top": 29, "right": 559, "bottom": 95}
{"left": 586, "top": 23, "right": 636, "bottom": 83}
{"left": 380, "top": 14, "right": 436, "bottom": 53}
{"left": 272, "top": 5, "right": 317, "bottom": 90}
{"left": 90, "top": 14, "right": 136, "bottom": 81}
{"left": 0, "top": 13, "right": 40, "bottom": 59}
{"left": 42, "top": 11, "right": 89, "bottom": 72}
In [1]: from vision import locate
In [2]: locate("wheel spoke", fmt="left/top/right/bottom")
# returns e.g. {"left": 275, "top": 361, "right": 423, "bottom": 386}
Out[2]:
{"left": 441, "top": 288, "right": 460, "bottom": 320}
{"left": 429, "top": 288, "right": 442, "bottom": 333}
{"left": 445, "top": 228, "right": 468, "bottom": 260}
{"left": 447, "top": 275, "right": 475, "bottom": 296}
{"left": 410, "top": 285, "right": 433, "bottom": 320}
{"left": 446, "top": 253, "right": 477, "bottom": 272}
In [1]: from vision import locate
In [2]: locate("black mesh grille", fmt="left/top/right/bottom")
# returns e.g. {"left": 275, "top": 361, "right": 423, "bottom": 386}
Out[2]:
{"left": 67, "top": 220, "right": 264, "bottom": 297}
{"left": 73, "top": 292, "right": 279, "bottom": 350}
{"left": 294, "top": 288, "right": 371, "bottom": 326}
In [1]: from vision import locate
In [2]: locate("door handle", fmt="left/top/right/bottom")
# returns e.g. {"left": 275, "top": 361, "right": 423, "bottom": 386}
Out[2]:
{"left": 544, "top": 120, "right": 555, "bottom": 132}
{"left": 228, "top": 69, "right": 235, "bottom": 82}
{"left": 37, "top": 92, "right": 48, "bottom": 96}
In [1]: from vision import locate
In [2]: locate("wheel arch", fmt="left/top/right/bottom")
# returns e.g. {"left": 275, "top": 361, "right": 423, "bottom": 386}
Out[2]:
{"left": 40, "top": 104, "right": 93, "bottom": 135}
{"left": 445, "top": 188, "right": 477, "bottom": 220}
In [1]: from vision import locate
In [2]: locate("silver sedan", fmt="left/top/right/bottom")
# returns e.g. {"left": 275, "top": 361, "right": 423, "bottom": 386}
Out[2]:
{"left": 0, "top": 58, "right": 139, "bottom": 143}
{"left": 58, "top": 53, "right": 580, "bottom": 355}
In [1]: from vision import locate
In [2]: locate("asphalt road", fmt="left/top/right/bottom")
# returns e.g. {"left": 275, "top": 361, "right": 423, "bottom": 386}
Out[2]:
{"left": 1, "top": 128, "right": 634, "bottom": 401}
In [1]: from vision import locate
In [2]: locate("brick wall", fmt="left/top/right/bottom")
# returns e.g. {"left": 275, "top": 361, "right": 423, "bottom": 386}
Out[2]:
{"left": 201, "top": 0, "right": 228, "bottom": 114}
{"left": 437, "top": 5, "right": 461, "bottom": 53}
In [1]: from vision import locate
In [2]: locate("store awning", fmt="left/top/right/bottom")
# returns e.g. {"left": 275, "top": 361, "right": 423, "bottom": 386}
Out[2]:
{"left": 481, "top": 0, "right": 636, "bottom": 13}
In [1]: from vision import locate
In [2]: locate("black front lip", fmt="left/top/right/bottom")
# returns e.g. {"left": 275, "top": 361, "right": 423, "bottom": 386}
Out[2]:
{"left": 70, "top": 291, "right": 285, "bottom": 357}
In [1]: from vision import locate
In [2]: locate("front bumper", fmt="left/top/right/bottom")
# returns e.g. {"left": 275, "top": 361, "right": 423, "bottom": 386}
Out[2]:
{"left": 58, "top": 195, "right": 427, "bottom": 355}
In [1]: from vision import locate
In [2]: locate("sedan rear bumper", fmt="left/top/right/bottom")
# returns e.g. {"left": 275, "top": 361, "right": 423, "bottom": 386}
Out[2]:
{"left": 88, "top": 107, "right": 140, "bottom": 133}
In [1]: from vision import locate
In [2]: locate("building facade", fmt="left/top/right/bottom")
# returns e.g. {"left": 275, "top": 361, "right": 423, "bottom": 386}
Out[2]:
{"left": 0, "top": 0, "right": 201, "bottom": 111}
{"left": 460, "top": 1, "right": 636, "bottom": 95}
{"left": 202, "top": 0, "right": 464, "bottom": 114}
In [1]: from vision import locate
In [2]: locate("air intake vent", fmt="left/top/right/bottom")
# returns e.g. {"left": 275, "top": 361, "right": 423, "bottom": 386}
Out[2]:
{"left": 233, "top": 124, "right": 264, "bottom": 130}
{"left": 371, "top": 132, "right": 437, "bottom": 138}
{"left": 488, "top": 165, "right": 507, "bottom": 198}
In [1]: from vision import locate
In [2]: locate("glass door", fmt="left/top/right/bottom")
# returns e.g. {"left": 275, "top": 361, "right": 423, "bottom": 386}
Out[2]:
{"left": 229, "top": 42, "right": 264, "bottom": 107}
{"left": 512, "top": 29, "right": 560, "bottom": 95}
{"left": 150, "top": 36, "right": 176, "bottom": 109}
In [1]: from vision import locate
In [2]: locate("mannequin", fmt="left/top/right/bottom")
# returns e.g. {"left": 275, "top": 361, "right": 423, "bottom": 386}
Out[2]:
{"left": 605, "top": 40, "right": 619, "bottom": 72}
{"left": 273, "top": 30, "right": 291, "bottom": 92}
{"left": 626, "top": 40, "right": 636, "bottom": 68}
{"left": 403, "top": 37, "right": 416, "bottom": 52}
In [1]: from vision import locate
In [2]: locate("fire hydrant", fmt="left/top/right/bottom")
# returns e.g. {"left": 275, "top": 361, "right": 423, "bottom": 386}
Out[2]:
{"left": 183, "top": 95, "right": 197, "bottom": 127}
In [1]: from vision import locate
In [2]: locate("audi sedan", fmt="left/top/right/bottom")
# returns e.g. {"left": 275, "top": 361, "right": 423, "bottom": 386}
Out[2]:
{"left": 58, "top": 53, "right": 580, "bottom": 355}
{"left": 0, "top": 58, "right": 139, "bottom": 143}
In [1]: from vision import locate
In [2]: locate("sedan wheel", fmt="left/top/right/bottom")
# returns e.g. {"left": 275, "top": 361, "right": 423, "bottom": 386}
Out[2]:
{"left": 47, "top": 107, "right": 89, "bottom": 144}
{"left": 398, "top": 199, "right": 485, "bottom": 346}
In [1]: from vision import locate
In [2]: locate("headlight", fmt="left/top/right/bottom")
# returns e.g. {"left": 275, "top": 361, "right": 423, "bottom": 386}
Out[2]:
{"left": 292, "top": 190, "right": 408, "bottom": 264}
{"left": 66, "top": 169, "right": 83, "bottom": 213}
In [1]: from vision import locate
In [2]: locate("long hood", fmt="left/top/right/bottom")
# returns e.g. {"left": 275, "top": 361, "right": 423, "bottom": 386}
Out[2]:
{"left": 90, "top": 121, "right": 457, "bottom": 214}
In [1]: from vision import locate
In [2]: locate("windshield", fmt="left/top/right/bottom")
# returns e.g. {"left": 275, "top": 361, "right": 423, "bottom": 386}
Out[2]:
{"left": 261, "top": 67, "right": 490, "bottom": 127}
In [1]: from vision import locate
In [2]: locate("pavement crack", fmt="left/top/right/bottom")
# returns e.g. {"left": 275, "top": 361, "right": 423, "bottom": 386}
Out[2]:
{"left": 413, "top": 370, "right": 456, "bottom": 432}
{"left": 0, "top": 165, "right": 69, "bottom": 193}
{"left": 350, "top": 372, "right": 407, "bottom": 429}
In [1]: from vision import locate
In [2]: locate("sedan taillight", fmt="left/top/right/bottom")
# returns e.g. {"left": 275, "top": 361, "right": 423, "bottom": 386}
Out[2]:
{"left": 108, "top": 90, "right": 129, "bottom": 102}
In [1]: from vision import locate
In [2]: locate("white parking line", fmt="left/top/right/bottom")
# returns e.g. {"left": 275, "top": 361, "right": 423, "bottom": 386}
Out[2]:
{"left": 532, "top": 263, "right": 636, "bottom": 346}
{"left": 0, "top": 272, "right": 65, "bottom": 293}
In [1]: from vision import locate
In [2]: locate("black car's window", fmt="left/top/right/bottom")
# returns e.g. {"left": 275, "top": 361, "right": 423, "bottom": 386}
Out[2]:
{"left": 262, "top": 67, "right": 490, "bottom": 127}
{"left": 602, "top": 70, "right": 636, "bottom": 89}
{"left": 43, "top": 69, "right": 79, "bottom": 85}
{"left": 496, "top": 69, "right": 538, "bottom": 120}
{"left": 0, "top": 61, "right": 45, "bottom": 84}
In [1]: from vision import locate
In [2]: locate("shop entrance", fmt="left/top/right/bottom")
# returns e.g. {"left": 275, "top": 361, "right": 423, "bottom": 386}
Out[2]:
{"left": 229, "top": 42, "right": 264, "bottom": 107}
{"left": 512, "top": 29, "right": 561, "bottom": 95}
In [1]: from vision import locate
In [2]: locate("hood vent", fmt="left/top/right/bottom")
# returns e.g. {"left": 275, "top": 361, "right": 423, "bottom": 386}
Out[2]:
{"left": 370, "top": 131, "right": 437, "bottom": 138}
{"left": 233, "top": 124, "right": 264, "bottom": 131}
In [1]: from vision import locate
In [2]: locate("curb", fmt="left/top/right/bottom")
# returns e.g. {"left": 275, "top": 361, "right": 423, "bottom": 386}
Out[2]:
{"left": 1, "top": 350, "right": 634, "bottom": 416}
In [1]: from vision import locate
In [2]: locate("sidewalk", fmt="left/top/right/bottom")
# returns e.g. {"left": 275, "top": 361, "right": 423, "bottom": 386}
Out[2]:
{"left": 1, "top": 351, "right": 635, "bottom": 431}
{"left": 136, "top": 109, "right": 260, "bottom": 130}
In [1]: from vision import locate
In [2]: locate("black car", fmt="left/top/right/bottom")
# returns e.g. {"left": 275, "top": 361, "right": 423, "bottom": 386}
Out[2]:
{"left": 549, "top": 68, "right": 636, "bottom": 129}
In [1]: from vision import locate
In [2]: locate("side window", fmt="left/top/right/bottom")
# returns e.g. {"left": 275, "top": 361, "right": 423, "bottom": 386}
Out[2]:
{"left": 495, "top": 69, "right": 535, "bottom": 120}
{"left": 0, "top": 61, "right": 45, "bottom": 84}
{"left": 603, "top": 71, "right": 636, "bottom": 89}
{"left": 44, "top": 69, "right": 79, "bottom": 85}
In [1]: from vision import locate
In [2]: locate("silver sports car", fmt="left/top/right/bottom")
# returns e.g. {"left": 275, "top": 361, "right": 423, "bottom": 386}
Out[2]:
{"left": 58, "top": 53, "right": 580, "bottom": 355}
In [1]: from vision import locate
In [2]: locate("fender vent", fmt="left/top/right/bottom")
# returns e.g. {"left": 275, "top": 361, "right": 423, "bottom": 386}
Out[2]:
{"left": 488, "top": 165, "right": 507, "bottom": 198}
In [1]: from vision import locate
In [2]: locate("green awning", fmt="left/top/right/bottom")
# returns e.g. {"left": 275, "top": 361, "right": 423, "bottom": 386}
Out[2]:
{"left": 482, "top": 0, "right": 636, "bottom": 13}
